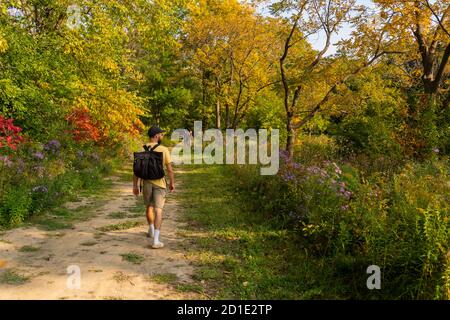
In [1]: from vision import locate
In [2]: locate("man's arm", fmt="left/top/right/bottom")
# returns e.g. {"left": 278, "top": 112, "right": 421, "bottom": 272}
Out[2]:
{"left": 133, "top": 174, "right": 140, "bottom": 196}
{"left": 166, "top": 163, "right": 174, "bottom": 192}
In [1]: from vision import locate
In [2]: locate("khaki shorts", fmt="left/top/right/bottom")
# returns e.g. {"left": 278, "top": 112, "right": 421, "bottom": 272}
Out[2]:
{"left": 142, "top": 181, "right": 167, "bottom": 209}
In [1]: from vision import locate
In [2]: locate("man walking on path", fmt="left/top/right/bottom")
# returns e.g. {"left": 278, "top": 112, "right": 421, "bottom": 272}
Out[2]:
{"left": 133, "top": 126, "right": 174, "bottom": 249}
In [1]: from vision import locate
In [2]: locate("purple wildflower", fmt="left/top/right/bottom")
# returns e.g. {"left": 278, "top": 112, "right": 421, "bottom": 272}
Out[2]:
{"left": 307, "top": 166, "right": 321, "bottom": 175}
{"left": 292, "top": 162, "right": 301, "bottom": 169}
{"left": 0, "top": 156, "right": 13, "bottom": 167}
{"left": 33, "top": 152, "right": 45, "bottom": 160}
{"left": 90, "top": 153, "right": 100, "bottom": 162}
{"left": 343, "top": 191, "right": 353, "bottom": 199}
{"left": 337, "top": 183, "right": 353, "bottom": 199}
{"left": 279, "top": 150, "right": 290, "bottom": 164}
{"left": 44, "top": 140, "right": 61, "bottom": 154}
{"left": 282, "top": 172, "right": 296, "bottom": 182}
{"left": 77, "top": 150, "right": 84, "bottom": 158}
{"left": 341, "top": 204, "right": 349, "bottom": 211}
{"left": 16, "top": 158, "right": 25, "bottom": 174}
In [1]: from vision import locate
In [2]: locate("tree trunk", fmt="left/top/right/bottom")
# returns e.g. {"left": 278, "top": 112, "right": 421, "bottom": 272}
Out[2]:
{"left": 279, "top": 14, "right": 301, "bottom": 159}
{"left": 225, "top": 103, "right": 230, "bottom": 128}
{"left": 215, "top": 98, "right": 221, "bottom": 129}
{"left": 286, "top": 114, "right": 294, "bottom": 158}
{"left": 442, "top": 90, "right": 450, "bottom": 109}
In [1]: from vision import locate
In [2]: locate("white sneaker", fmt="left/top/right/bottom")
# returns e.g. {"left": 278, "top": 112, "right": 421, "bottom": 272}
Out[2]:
{"left": 152, "top": 242, "right": 164, "bottom": 249}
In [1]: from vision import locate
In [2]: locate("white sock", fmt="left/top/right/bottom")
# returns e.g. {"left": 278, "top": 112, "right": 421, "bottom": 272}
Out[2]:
{"left": 154, "top": 229, "right": 160, "bottom": 244}
{"left": 148, "top": 224, "right": 155, "bottom": 237}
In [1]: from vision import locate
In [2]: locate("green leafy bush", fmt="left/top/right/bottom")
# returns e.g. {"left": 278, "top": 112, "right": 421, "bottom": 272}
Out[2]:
{"left": 0, "top": 136, "right": 128, "bottom": 227}
{"left": 351, "top": 160, "right": 450, "bottom": 299}
{"left": 234, "top": 142, "right": 449, "bottom": 299}
{"left": 331, "top": 116, "right": 403, "bottom": 160}
{"left": 0, "top": 185, "right": 32, "bottom": 227}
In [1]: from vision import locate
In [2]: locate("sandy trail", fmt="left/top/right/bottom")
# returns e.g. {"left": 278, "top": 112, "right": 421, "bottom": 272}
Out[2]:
{"left": 0, "top": 169, "right": 200, "bottom": 300}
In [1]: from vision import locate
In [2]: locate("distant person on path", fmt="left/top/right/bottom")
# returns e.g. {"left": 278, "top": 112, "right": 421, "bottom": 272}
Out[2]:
{"left": 133, "top": 126, "right": 174, "bottom": 249}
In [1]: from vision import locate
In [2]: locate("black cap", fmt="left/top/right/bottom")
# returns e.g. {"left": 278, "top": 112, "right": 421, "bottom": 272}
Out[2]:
{"left": 148, "top": 125, "right": 165, "bottom": 137}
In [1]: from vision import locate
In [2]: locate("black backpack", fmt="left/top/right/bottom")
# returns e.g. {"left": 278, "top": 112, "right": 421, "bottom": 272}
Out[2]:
{"left": 133, "top": 144, "right": 165, "bottom": 180}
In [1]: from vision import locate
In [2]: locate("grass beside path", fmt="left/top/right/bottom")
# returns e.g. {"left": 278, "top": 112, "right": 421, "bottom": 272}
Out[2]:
{"left": 24, "top": 159, "right": 131, "bottom": 232}
{"left": 177, "top": 164, "right": 338, "bottom": 299}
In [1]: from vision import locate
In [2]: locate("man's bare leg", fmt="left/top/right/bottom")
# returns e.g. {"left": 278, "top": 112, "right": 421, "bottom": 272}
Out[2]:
{"left": 154, "top": 208, "right": 163, "bottom": 229}
{"left": 146, "top": 205, "right": 155, "bottom": 237}
{"left": 153, "top": 207, "right": 164, "bottom": 247}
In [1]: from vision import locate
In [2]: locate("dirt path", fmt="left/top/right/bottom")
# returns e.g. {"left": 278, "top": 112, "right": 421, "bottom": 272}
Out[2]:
{"left": 0, "top": 168, "right": 200, "bottom": 300}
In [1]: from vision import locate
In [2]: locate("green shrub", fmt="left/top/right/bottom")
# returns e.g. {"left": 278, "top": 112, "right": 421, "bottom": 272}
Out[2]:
{"left": 234, "top": 149, "right": 449, "bottom": 299}
{"left": 330, "top": 116, "right": 403, "bottom": 161}
{"left": 0, "top": 140, "right": 127, "bottom": 229}
{"left": 294, "top": 135, "right": 339, "bottom": 166}
{"left": 50, "top": 171, "right": 83, "bottom": 199}
{"left": 235, "top": 154, "right": 355, "bottom": 251}
{"left": 79, "top": 168, "right": 102, "bottom": 189}
{"left": 0, "top": 185, "right": 32, "bottom": 227}
{"left": 358, "top": 160, "right": 450, "bottom": 299}
{"left": 26, "top": 171, "right": 81, "bottom": 216}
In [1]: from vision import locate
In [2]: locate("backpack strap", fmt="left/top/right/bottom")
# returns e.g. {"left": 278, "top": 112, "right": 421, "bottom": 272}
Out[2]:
{"left": 143, "top": 145, "right": 150, "bottom": 151}
{"left": 150, "top": 143, "right": 160, "bottom": 151}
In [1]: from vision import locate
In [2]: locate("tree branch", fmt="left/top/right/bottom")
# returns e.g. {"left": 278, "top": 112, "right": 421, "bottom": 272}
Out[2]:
{"left": 292, "top": 52, "right": 385, "bottom": 129}
{"left": 424, "top": 0, "right": 450, "bottom": 38}
{"left": 432, "top": 42, "right": 450, "bottom": 91}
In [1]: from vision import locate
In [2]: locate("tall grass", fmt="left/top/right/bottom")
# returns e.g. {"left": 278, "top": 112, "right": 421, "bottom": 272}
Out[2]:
{"left": 234, "top": 135, "right": 449, "bottom": 299}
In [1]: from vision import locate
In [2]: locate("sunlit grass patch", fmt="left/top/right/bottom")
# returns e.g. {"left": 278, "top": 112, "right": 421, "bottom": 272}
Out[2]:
{"left": 71, "top": 203, "right": 105, "bottom": 215}
{"left": 115, "top": 165, "right": 134, "bottom": 183}
{"left": 107, "top": 211, "right": 128, "bottom": 219}
{"left": 193, "top": 267, "right": 223, "bottom": 282}
{"left": 176, "top": 164, "right": 320, "bottom": 299}
{"left": 77, "top": 178, "right": 114, "bottom": 199}
{"left": 186, "top": 250, "right": 227, "bottom": 265}
{"left": 127, "top": 213, "right": 143, "bottom": 218}
{"left": 149, "top": 272, "right": 178, "bottom": 284}
{"left": 120, "top": 252, "right": 144, "bottom": 265}
{"left": 0, "top": 270, "right": 30, "bottom": 285}
{"left": 35, "top": 219, "right": 74, "bottom": 231}
{"left": 50, "top": 208, "right": 73, "bottom": 218}
{"left": 176, "top": 283, "right": 204, "bottom": 294}
{"left": 27, "top": 195, "right": 110, "bottom": 232}
{"left": 18, "top": 245, "right": 40, "bottom": 253}
{"left": 124, "top": 204, "right": 145, "bottom": 214}
{"left": 97, "top": 221, "right": 144, "bottom": 232}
